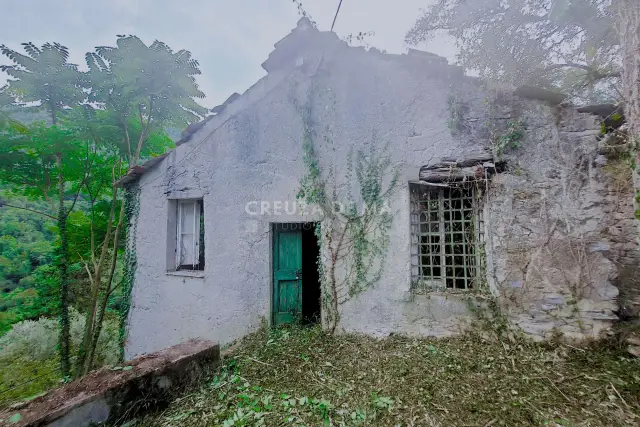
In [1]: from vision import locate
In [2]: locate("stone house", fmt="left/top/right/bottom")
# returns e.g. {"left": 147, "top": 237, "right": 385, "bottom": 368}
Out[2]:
{"left": 119, "top": 19, "right": 638, "bottom": 359}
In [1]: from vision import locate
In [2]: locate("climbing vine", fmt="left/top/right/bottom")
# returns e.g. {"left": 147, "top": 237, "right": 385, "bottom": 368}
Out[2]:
{"left": 118, "top": 183, "right": 140, "bottom": 361}
{"left": 447, "top": 93, "right": 471, "bottom": 136}
{"left": 296, "top": 87, "right": 399, "bottom": 333}
{"left": 492, "top": 119, "right": 525, "bottom": 159}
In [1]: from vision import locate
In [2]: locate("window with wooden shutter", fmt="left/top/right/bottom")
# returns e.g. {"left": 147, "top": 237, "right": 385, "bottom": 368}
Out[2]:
{"left": 176, "top": 199, "right": 205, "bottom": 270}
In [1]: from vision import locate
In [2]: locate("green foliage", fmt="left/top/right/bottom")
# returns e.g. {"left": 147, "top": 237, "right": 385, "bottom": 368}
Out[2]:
{"left": 201, "top": 367, "right": 338, "bottom": 427}
{"left": 342, "top": 143, "right": 398, "bottom": 298}
{"left": 0, "top": 42, "right": 86, "bottom": 123}
{"left": 0, "top": 358, "right": 60, "bottom": 409}
{"left": 0, "top": 196, "right": 54, "bottom": 292}
{"left": 0, "top": 193, "right": 58, "bottom": 335}
{"left": 86, "top": 36, "right": 208, "bottom": 130}
{"left": 1, "top": 313, "right": 60, "bottom": 361}
{"left": 296, "top": 87, "right": 399, "bottom": 331}
{"left": 0, "top": 310, "right": 119, "bottom": 406}
{"left": 0, "top": 123, "right": 87, "bottom": 202}
{"left": 0, "top": 33, "right": 197, "bottom": 378}
{"left": 139, "top": 325, "right": 640, "bottom": 426}
{"left": 0, "top": 265, "right": 60, "bottom": 336}
{"left": 118, "top": 184, "right": 140, "bottom": 361}
{"left": 406, "top": 0, "right": 620, "bottom": 102}
{"left": 296, "top": 105, "right": 325, "bottom": 206}
{"left": 0, "top": 289, "right": 38, "bottom": 335}
{"left": 493, "top": 119, "right": 525, "bottom": 158}
{"left": 0, "top": 42, "right": 89, "bottom": 376}
{"left": 0, "top": 109, "right": 29, "bottom": 134}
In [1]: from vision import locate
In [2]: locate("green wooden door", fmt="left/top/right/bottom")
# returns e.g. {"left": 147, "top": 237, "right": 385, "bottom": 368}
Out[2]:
{"left": 273, "top": 227, "right": 302, "bottom": 326}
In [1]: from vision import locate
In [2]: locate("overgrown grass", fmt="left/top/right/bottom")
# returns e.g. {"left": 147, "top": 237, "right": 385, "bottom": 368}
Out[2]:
{"left": 0, "top": 357, "right": 61, "bottom": 406}
{"left": 0, "top": 312, "right": 120, "bottom": 407}
{"left": 141, "top": 326, "right": 639, "bottom": 426}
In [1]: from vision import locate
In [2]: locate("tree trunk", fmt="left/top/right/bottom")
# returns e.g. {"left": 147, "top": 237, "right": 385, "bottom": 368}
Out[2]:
{"left": 85, "top": 201, "right": 126, "bottom": 374}
{"left": 74, "top": 273, "right": 100, "bottom": 377}
{"left": 55, "top": 152, "right": 71, "bottom": 378}
{"left": 75, "top": 189, "right": 119, "bottom": 377}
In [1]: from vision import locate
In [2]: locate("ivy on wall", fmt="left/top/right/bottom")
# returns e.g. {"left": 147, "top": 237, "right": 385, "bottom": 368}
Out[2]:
{"left": 118, "top": 183, "right": 140, "bottom": 361}
{"left": 296, "top": 84, "right": 399, "bottom": 333}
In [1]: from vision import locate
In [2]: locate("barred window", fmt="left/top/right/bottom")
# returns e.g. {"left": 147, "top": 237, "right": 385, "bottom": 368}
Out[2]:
{"left": 410, "top": 183, "right": 484, "bottom": 292}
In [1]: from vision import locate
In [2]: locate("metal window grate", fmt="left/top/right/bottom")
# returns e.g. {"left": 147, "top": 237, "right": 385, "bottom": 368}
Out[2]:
{"left": 410, "top": 183, "right": 483, "bottom": 292}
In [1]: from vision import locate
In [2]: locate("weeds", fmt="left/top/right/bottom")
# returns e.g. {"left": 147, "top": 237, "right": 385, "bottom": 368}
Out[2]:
{"left": 494, "top": 119, "right": 525, "bottom": 158}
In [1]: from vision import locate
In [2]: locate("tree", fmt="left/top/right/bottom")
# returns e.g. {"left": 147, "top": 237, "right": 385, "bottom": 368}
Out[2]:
{"left": 72, "top": 114, "right": 173, "bottom": 376}
{"left": 0, "top": 123, "right": 88, "bottom": 378}
{"left": 1, "top": 42, "right": 87, "bottom": 377}
{"left": 0, "top": 36, "right": 206, "bottom": 378}
{"left": 86, "top": 35, "right": 207, "bottom": 165}
{"left": 0, "top": 193, "right": 57, "bottom": 335}
{"left": 74, "top": 36, "right": 205, "bottom": 375}
{"left": 0, "top": 43, "right": 86, "bottom": 124}
{"left": 406, "top": 0, "right": 621, "bottom": 101}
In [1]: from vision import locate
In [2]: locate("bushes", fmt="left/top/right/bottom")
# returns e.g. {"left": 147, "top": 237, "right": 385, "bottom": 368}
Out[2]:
{"left": 0, "top": 197, "right": 55, "bottom": 294}
{"left": 0, "top": 316, "right": 58, "bottom": 361}
{"left": 0, "top": 309, "right": 120, "bottom": 406}
{"left": 0, "top": 309, "right": 119, "bottom": 366}
{"left": 0, "top": 265, "right": 61, "bottom": 335}
{"left": 0, "top": 357, "right": 60, "bottom": 405}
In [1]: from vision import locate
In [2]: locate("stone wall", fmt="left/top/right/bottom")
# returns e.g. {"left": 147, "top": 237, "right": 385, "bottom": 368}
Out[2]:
{"left": 486, "top": 102, "right": 638, "bottom": 340}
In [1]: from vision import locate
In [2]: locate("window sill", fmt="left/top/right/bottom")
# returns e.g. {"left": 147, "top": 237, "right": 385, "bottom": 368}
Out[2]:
{"left": 166, "top": 270, "right": 205, "bottom": 278}
{"left": 411, "top": 289, "right": 490, "bottom": 297}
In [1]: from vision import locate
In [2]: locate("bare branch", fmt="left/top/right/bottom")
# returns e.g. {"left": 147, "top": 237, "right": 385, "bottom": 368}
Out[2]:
{"left": 0, "top": 200, "right": 57, "bottom": 220}
{"left": 544, "top": 62, "right": 621, "bottom": 79}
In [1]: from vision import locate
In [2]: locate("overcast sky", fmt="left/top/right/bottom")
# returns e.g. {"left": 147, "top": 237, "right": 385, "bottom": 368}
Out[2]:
{"left": 0, "top": 0, "right": 454, "bottom": 108}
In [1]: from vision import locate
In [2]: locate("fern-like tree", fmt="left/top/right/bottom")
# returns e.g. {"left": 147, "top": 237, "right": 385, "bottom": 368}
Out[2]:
{"left": 0, "top": 43, "right": 87, "bottom": 377}
{"left": 74, "top": 36, "right": 206, "bottom": 375}
{"left": 86, "top": 36, "right": 207, "bottom": 166}
{"left": 406, "top": 0, "right": 621, "bottom": 102}
{"left": 0, "top": 37, "right": 204, "bottom": 378}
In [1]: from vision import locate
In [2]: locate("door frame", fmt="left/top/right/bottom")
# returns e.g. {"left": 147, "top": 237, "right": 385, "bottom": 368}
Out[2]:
{"left": 270, "top": 222, "right": 317, "bottom": 326}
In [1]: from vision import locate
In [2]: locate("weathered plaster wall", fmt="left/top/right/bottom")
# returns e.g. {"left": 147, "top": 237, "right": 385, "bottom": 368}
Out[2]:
{"left": 125, "top": 21, "right": 487, "bottom": 357}
{"left": 124, "top": 20, "right": 636, "bottom": 357}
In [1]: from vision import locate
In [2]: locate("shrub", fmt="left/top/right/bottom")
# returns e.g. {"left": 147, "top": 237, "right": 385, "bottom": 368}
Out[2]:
{"left": 0, "top": 316, "right": 58, "bottom": 361}
{"left": 0, "top": 308, "right": 119, "bottom": 366}
{"left": 0, "top": 310, "right": 119, "bottom": 407}
{"left": 69, "top": 311, "right": 120, "bottom": 367}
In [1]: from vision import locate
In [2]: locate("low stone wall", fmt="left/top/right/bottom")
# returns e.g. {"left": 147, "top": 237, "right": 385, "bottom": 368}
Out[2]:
{"left": 0, "top": 339, "right": 219, "bottom": 427}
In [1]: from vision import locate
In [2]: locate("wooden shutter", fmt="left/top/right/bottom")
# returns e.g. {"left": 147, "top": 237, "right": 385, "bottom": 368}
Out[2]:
{"left": 176, "top": 200, "right": 201, "bottom": 269}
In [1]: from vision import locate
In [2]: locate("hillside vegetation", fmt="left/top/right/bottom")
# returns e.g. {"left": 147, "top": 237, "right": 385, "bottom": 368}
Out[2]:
{"left": 0, "top": 192, "right": 56, "bottom": 335}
